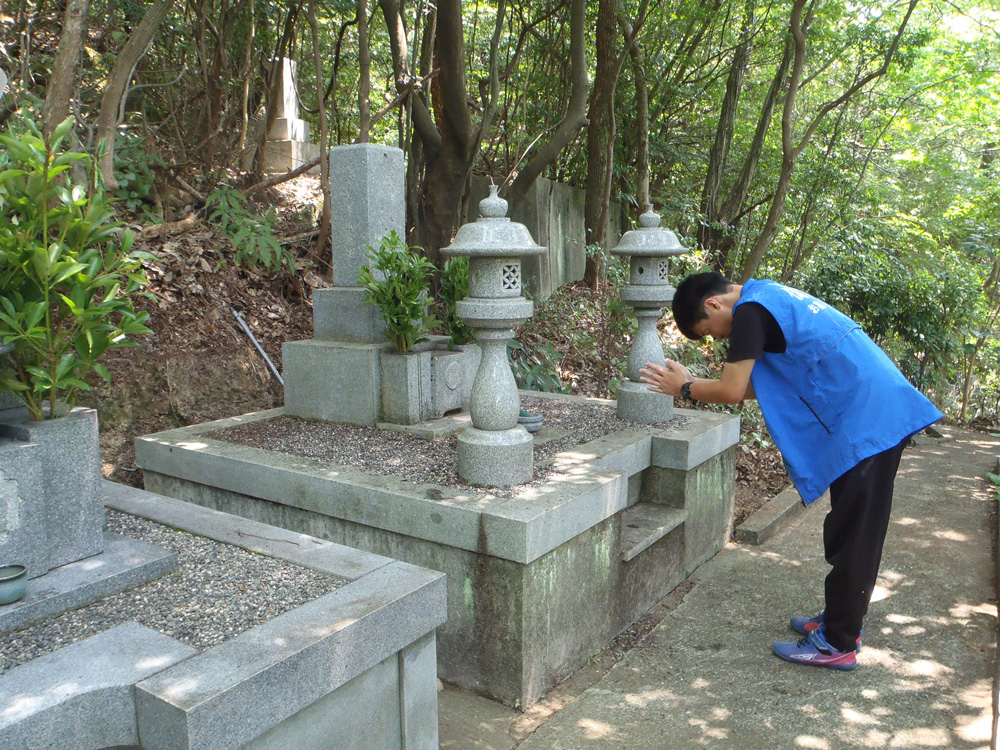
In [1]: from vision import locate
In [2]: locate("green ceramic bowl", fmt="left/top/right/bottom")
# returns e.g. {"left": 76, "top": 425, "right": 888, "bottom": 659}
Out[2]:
{"left": 0, "top": 564, "right": 27, "bottom": 605}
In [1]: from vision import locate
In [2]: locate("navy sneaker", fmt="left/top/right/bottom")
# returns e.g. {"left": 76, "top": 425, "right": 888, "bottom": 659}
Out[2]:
{"left": 790, "top": 610, "right": 863, "bottom": 651}
{"left": 773, "top": 626, "right": 857, "bottom": 671}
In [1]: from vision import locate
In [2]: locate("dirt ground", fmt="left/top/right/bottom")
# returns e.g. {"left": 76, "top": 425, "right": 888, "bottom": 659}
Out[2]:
{"left": 86, "top": 176, "right": 785, "bottom": 523}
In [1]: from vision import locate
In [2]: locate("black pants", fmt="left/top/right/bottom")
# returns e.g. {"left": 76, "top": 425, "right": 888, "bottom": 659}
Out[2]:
{"left": 821, "top": 437, "right": 908, "bottom": 653}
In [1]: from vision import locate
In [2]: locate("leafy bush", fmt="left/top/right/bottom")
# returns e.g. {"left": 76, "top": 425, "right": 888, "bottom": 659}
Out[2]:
{"left": 0, "top": 115, "right": 152, "bottom": 420}
{"left": 439, "top": 256, "right": 476, "bottom": 346}
{"left": 358, "top": 231, "right": 437, "bottom": 353}
{"left": 113, "top": 135, "right": 166, "bottom": 215}
{"left": 508, "top": 340, "right": 568, "bottom": 393}
{"left": 206, "top": 186, "right": 294, "bottom": 272}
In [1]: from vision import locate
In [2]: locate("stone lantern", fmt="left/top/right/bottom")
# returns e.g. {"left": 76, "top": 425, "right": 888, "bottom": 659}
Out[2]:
{"left": 610, "top": 209, "right": 685, "bottom": 423}
{"left": 441, "top": 186, "right": 546, "bottom": 486}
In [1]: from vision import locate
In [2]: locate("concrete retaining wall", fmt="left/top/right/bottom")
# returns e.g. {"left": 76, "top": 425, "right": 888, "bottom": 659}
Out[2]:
{"left": 135, "top": 395, "right": 740, "bottom": 707}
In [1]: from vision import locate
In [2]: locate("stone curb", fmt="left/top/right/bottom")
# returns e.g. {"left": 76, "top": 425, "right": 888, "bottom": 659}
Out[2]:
{"left": 732, "top": 486, "right": 823, "bottom": 546}
{"left": 732, "top": 431, "right": 950, "bottom": 547}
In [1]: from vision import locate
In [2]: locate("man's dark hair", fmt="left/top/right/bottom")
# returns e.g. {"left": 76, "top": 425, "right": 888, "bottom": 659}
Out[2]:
{"left": 672, "top": 271, "right": 733, "bottom": 340}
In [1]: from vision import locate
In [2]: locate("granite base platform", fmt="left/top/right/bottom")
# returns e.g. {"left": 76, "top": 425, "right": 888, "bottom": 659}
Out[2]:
{"left": 0, "top": 483, "right": 446, "bottom": 750}
{"left": 135, "top": 392, "right": 740, "bottom": 708}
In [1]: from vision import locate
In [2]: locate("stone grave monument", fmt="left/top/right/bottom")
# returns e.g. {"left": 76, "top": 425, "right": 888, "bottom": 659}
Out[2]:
{"left": 283, "top": 143, "right": 479, "bottom": 427}
{"left": 262, "top": 58, "right": 320, "bottom": 174}
{"left": 136, "top": 163, "right": 742, "bottom": 708}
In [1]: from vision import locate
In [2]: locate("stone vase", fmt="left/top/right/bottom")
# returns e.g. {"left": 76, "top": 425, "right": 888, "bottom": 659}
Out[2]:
{"left": 380, "top": 340, "right": 482, "bottom": 425}
{"left": 380, "top": 349, "right": 433, "bottom": 425}
{"left": 0, "top": 406, "right": 104, "bottom": 572}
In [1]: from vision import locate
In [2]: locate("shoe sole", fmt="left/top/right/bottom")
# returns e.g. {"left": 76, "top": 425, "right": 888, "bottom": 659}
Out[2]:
{"left": 772, "top": 644, "right": 857, "bottom": 671}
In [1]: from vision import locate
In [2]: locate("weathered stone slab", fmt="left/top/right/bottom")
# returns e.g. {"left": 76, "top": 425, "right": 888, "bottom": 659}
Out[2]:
{"left": 282, "top": 339, "right": 384, "bottom": 425}
{"left": 0, "top": 438, "right": 48, "bottom": 578}
{"left": 399, "top": 632, "right": 440, "bottom": 749}
{"left": 381, "top": 349, "right": 433, "bottom": 425}
{"left": 329, "top": 143, "right": 405, "bottom": 286}
{"left": 312, "top": 287, "right": 386, "bottom": 343}
{"left": 102, "top": 479, "right": 393, "bottom": 581}
{"left": 733, "top": 486, "right": 823, "bottom": 546}
{"left": 0, "top": 622, "right": 196, "bottom": 750}
{"left": 642, "top": 445, "right": 737, "bottom": 572}
{"left": 620, "top": 503, "right": 686, "bottom": 562}
{"left": 0, "top": 406, "right": 103, "bottom": 568}
{"left": 135, "top": 560, "right": 446, "bottom": 750}
{"left": 650, "top": 407, "right": 741, "bottom": 470}
{"left": 0, "top": 533, "right": 177, "bottom": 636}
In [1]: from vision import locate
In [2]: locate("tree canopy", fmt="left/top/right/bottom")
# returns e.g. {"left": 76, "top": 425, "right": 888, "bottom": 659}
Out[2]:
{"left": 2, "top": 0, "right": 999, "bottom": 418}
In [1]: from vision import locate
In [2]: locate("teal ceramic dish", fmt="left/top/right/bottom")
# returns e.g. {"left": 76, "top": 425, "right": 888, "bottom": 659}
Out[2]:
{"left": 0, "top": 564, "right": 27, "bottom": 605}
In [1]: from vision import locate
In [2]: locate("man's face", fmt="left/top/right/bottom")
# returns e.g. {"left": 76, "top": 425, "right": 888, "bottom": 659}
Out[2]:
{"left": 692, "top": 296, "right": 733, "bottom": 340}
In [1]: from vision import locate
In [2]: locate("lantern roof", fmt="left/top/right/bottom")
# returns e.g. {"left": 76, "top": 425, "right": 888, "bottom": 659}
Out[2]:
{"left": 611, "top": 210, "right": 685, "bottom": 257}
{"left": 442, "top": 185, "right": 546, "bottom": 258}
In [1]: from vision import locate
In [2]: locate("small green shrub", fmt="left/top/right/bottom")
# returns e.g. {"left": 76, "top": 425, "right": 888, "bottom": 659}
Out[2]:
{"left": 358, "top": 231, "right": 438, "bottom": 353}
{"left": 206, "top": 186, "right": 294, "bottom": 272}
{"left": 113, "top": 135, "right": 166, "bottom": 215}
{"left": 508, "top": 340, "right": 568, "bottom": 393}
{"left": 0, "top": 115, "right": 152, "bottom": 420}
{"left": 439, "top": 256, "right": 476, "bottom": 346}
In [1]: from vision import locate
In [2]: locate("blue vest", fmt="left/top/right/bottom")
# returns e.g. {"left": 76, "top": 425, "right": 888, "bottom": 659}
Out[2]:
{"left": 734, "top": 279, "right": 942, "bottom": 504}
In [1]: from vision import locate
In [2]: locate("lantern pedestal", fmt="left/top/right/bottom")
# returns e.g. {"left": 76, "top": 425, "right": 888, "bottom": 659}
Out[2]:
{"left": 457, "top": 426, "right": 535, "bottom": 487}
{"left": 616, "top": 380, "right": 675, "bottom": 424}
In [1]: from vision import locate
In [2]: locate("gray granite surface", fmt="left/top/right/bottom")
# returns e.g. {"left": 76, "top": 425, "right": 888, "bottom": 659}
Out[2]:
{"left": 0, "top": 510, "right": 347, "bottom": 674}
{"left": 208, "top": 395, "right": 692, "bottom": 497}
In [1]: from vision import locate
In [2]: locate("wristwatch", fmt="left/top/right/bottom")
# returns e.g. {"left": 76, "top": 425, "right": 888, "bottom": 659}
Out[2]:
{"left": 680, "top": 381, "right": 694, "bottom": 401}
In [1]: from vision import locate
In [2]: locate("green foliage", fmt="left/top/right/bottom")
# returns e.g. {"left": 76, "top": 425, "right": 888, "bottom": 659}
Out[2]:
{"left": 113, "top": 135, "right": 166, "bottom": 216}
{"left": 206, "top": 186, "right": 293, "bottom": 272}
{"left": 358, "top": 231, "right": 438, "bottom": 353}
{"left": 0, "top": 115, "right": 152, "bottom": 421}
{"left": 439, "top": 256, "right": 476, "bottom": 347}
{"left": 508, "top": 340, "right": 568, "bottom": 393}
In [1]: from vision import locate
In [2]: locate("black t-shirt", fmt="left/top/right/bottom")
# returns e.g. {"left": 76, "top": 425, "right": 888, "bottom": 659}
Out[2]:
{"left": 726, "top": 302, "right": 787, "bottom": 362}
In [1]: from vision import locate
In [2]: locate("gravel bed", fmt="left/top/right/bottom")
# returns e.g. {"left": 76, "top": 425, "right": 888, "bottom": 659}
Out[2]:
{"left": 208, "top": 395, "right": 693, "bottom": 498}
{"left": 0, "top": 510, "right": 347, "bottom": 675}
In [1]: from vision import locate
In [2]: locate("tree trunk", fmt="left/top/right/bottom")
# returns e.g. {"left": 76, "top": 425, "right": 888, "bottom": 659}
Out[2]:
{"left": 583, "top": 0, "right": 620, "bottom": 289}
{"left": 358, "top": 0, "right": 371, "bottom": 142}
{"left": 97, "top": 0, "right": 176, "bottom": 191}
{"left": 414, "top": 0, "right": 473, "bottom": 259}
{"left": 42, "top": 0, "right": 90, "bottom": 138}
{"left": 504, "top": 0, "right": 589, "bottom": 210}
{"left": 698, "top": 1, "right": 753, "bottom": 258}
{"left": 737, "top": 0, "right": 919, "bottom": 281}
{"left": 307, "top": 0, "right": 332, "bottom": 266}
{"left": 620, "top": 14, "right": 649, "bottom": 213}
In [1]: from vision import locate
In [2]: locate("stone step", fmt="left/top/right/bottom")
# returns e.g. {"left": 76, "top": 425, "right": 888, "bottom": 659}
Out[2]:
{"left": 620, "top": 503, "right": 686, "bottom": 562}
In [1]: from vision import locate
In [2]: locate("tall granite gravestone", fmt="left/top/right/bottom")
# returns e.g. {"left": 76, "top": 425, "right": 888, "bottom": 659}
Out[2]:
{"left": 262, "top": 59, "right": 320, "bottom": 174}
{"left": 282, "top": 143, "right": 479, "bottom": 426}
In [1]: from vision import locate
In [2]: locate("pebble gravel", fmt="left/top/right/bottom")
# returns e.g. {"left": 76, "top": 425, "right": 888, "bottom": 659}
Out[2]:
{"left": 0, "top": 510, "right": 347, "bottom": 675}
{"left": 210, "top": 395, "right": 693, "bottom": 498}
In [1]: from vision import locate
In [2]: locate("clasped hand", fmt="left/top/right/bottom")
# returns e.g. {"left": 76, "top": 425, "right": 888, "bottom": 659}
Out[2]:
{"left": 639, "top": 359, "right": 692, "bottom": 398}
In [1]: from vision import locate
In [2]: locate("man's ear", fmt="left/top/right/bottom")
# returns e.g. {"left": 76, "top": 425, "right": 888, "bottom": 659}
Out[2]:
{"left": 704, "top": 296, "right": 722, "bottom": 312}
